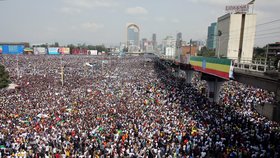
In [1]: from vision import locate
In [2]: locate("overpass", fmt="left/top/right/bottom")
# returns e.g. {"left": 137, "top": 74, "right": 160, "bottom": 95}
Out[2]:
{"left": 152, "top": 53, "right": 280, "bottom": 121}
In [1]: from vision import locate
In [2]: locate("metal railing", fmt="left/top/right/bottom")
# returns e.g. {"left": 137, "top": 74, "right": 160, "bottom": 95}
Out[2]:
{"left": 233, "top": 59, "right": 279, "bottom": 72}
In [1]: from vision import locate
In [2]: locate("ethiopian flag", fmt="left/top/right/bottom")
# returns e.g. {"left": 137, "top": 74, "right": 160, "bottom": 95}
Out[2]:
{"left": 190, "top": 56, "right": 232, "bottom": 80}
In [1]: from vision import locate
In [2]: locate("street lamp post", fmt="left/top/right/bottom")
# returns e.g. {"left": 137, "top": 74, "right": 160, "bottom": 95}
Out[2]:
{"left": 265, "top": 44, "right": 269, "bottom": 71}
{"left": 16, "top": 54, "right": 19, "bottom": 79}
{"left": 60, "top": 55, "right": 64, "bottom": 86}
{"left": 217, "top": 30, "right": 222, "bottom": 58}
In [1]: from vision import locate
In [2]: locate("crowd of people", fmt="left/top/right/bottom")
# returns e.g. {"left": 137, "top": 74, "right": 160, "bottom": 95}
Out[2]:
{"left": 219, "top": 81, "right": 275, "bottom": 107}
{"left": 0, "top": 55, "right": 279, "bottom": 157}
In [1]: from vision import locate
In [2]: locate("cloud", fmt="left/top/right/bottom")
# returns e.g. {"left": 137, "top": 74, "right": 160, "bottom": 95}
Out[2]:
{"left": 188, "top": 0, "right": 226, "bottom": 6}
{"left": 81, "top": 22, "right": 104, "bottom": 31}
{"left": 60, "top": 7, "right": 81, "bottom": 14}
{"left": 155, "top": 17, "right": 166, "bottom": 22}
{"left": 62, "top": 0, "right": 117, "bottom": 8}
{"left": 125, "top": 7, "right": 148, "bottom": 15}
{"left": 172, "top": 19, "right": 180, "bottom": 23}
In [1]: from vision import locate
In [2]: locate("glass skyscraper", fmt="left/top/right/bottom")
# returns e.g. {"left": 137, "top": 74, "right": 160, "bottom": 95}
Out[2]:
{"left": 207, "top": 22, "right": 217, "bottom": 50}
{"left": 127, "top": 25, "right": 139, "bottom": 47}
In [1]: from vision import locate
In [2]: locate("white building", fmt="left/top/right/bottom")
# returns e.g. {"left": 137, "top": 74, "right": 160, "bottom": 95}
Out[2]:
{"left": 162, "top": 36, "right": 176, "bottom": 58}
{"left": 216, "top": 13, "right": 256, "bottom": 61}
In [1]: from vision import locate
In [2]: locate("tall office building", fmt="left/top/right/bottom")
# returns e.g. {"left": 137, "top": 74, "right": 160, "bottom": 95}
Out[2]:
{"left": 162, "top": 36, "right": 176, "bottom": 57}
{"left": 141, "top": 38, "right": 148, "bottom": 51}
{"left": 126, "top": 23, "right": 140, "bottom": 52}
{"left": 176, "top": 32, "right": 182, "bottom": 41}
{"left": 206, "top": 22, "right": 217, "bottom": 50}
{"left": 216, "top": 13, "right": 256, "bottom": 61}
{"left": 152, "top": 33, "right": 157, "bottom": 50}
{"left": 176, "top": 32, "right": 182, "bottom": 48}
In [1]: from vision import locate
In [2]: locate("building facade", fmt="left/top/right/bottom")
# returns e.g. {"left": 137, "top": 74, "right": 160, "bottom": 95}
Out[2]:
{"left": 206, "top": 23, "right": 217, "bottom": 50}
{"left": 126, "top": 23, "right": 140, "bottom": 52}
{"left": 216, "top": 13, "right": 256, "bottom": 61}
{"left": 152, "top": 33, "right": 157, "bottom": 50}
{"left": 141, "top": 38, "right": 148, "bottom": 52}
{"left": 267, "top": 42, "right": 280, "bottom": 56}
{"left": 162, "top": 36, "right": 176, "bottom": 58}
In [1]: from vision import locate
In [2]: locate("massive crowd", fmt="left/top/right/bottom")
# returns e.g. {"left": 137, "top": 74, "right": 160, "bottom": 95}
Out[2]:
{"left": 0, "top": 55, "right": 279, "bottom": 158}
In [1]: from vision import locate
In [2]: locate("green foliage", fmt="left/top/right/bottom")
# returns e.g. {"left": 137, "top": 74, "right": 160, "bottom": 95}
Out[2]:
{"left": 253, "top": 47, "right": 266, "bottom": 59}
{"left": 87, "top": 45, "right": 108, "bottom": 52}
{"left": 0, "top": 64, "right": 10, "bottom": 89}
{"left": 199, "top": 46, "right": 216, "bottom": 57}
{"left": 122, "top": 47, "right": 128, "bottom": 52}
{"left": 66, "top": 44, "right": 108, "bottom": 53}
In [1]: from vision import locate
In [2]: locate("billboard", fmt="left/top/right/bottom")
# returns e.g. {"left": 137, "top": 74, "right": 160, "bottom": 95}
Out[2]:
{"left": 58, "top": 47, "right": 70, "bottom": 55}
{"left": 48, "top": 47, "right": 60, "bottom": 55}
{"left": 33, "top": 47, "right": 47, "bottom": 55}
{"left": 88, "top": 50, "right": 98, "bottom": 55}
{"left": 71, "top": 48, "right": 88, "bottom": 55}
{"left": 190, "top": 56, "right": 233, "bottom": 80}
{"left": 0, "top": 46, "right": 2, "bottom": 54}
{"left": 226, "top": 5, "right": 249, "bottom": 13}
{"left": 0, "top": 45, "right": 24, "bottom": 54}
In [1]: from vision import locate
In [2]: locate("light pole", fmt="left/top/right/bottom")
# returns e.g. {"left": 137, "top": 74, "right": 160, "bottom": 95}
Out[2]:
{"left": 217, "top": 30, "right": 222, "bottom": 58}
{"left": 265, "top": 44, "right": 269, "bottom": 71}
{"left": 60, "top": 55, "right": 64, "bottom": 86}
{"left": 16, "top": 54, "right": 19, "bottom": 79}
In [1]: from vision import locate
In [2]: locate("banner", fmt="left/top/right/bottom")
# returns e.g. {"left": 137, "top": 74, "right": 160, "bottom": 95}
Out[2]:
{"left": 0, "top": 46, "right": 2, "bottom": 54}
{"left": 0, "top": 45, "right": 24, "bottom": 54}
{"left": 71, "top": 48, "right": 88, "bottom": 55}
{"left": 226, "top": 4, "right": 249, "bottom": 13}
{"left": 59, "top": 47, "right": 70, "bottom": 54}
{"left": 190, "top": 56, "right": 233, "bottom": 80}
{"left": 48, "top": 47, "right": 60, "bottom": 55}
{"left": 33, "top": 47, "right": 47, "bottom": 55}
{"left": 89, "top": 50, "right": 98, "bottom": 55}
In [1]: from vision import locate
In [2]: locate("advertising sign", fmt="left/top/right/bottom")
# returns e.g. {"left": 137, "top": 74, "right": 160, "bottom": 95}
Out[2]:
{"left": 226, "top": 5, "right": 249, "bottom": 13}
{"left": 58, "top": 47, "right": 70, "bottom": 55}
{"left": 33, "top": 47, "right": 47, "bottom": 55}
{"left": 190, "top": 56, "right": 233, "bottom": 80}
{"left": 0, "top": 45, "right": 24, "bottom": 54}
{"left": 89, "top": 50, "right": 98, "bottom": 55}
{"left": 48, "top": 47, "right": 60, "bottom": 55}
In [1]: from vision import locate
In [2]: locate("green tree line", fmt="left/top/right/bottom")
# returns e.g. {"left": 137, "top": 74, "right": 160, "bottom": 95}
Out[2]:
{"left": 0, "top": 64, "right": 10, "bottom": 89}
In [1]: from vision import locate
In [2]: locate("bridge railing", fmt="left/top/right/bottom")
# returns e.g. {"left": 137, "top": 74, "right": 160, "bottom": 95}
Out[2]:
{"left": 233, "top": 59, "right": 277, "bottom": 72}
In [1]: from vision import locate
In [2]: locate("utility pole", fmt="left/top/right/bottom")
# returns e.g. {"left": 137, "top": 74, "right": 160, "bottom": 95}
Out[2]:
{"left": 265, "top": 44, "right": 269, "bottom": 71}
{"left": 60, "top": 55, "right": 64, "bottom": 86}
{"left": 217, "top": 30, "right": 222, "bottom": 59}
{"left": 189, "top": 39, "right": 192, "bottom": 56}
{"left": 16, "top": 54, "right": 19, "bottom": 79}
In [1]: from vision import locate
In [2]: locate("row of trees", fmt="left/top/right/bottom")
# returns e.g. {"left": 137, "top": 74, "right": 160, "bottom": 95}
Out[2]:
{"left": 0, "top": 64, "right": 10, "bottom": 89}
{"left": 198, "top": 46, "right": 268, "bottom": 59}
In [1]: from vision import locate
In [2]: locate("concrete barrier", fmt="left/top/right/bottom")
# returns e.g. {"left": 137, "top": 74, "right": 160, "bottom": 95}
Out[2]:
{"left": 255, "top": 103, "right": 280, "bottom": 122}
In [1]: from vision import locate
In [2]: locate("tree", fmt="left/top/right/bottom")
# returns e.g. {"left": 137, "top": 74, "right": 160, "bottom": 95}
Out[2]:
{"left": 199, "top": 46, "right": 216, "bottom": 57}
{"left": 123, "top": 47, "right": 128, "bottom": 52}
{"left": 253, "top": 47, "right": 266, "bottom": 59}
{"left": 50, "top": 42, "right": 59, "bottom": 47}
{"left": 0, "top": 64, "right": 10, "bottom": 89}
{"left": 54, "top": 42, "right": 59, "bottom": 47}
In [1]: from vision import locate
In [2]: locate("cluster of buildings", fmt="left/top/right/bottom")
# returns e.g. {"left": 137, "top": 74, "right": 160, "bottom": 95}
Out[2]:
{"left": 125, "top": 23, "right": 205, "bottom": 64}
{"left": 206, "top": 8, "right": 257, "bottom": 61}
{"left": 204, "top": 1, "right": 279, "bottom": 62}
{"left": 125, "top": 1, "right": 279, "bottom": 64}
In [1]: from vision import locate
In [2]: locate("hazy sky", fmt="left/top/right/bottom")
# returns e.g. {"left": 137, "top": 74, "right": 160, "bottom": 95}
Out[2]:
{"left": 0, "top": 0, "right": 279, "bottom": 47}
